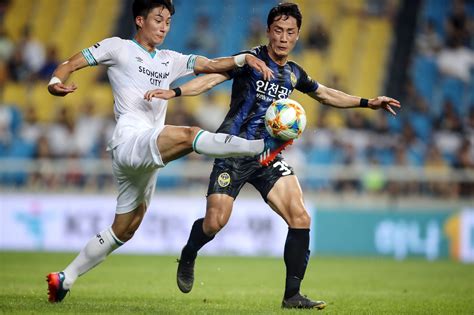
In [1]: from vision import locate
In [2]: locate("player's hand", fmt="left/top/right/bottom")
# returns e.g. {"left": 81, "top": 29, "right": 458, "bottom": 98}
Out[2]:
{"left": 369, "top": 96, "right": 401, "bottom": 115}
{"left": 245, "top": 54, "right": 274, "bottom": 81}
{"left": 144, "top": 88, "right": 176, "bottom": 101}
{"left": 47, "top": 83, "right": 77, "bottom": 97}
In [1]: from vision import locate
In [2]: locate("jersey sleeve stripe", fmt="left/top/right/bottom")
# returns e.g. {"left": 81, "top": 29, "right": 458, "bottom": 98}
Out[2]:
{"left": 81, "top": 48, "right": 98, "bottom": 66}
{"left": 186, "top": 55, "right": 197, "bottom": 71}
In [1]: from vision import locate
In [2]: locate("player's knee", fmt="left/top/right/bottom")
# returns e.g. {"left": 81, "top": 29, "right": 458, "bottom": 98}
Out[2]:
{"left": 203, "top": 214, "right": 227, "bottom": 235}
{"left": 188, "top": 126, "right": 201, "bottom": 142}
{"left": 288, "top": 209, "right": 311, "bottom": 228}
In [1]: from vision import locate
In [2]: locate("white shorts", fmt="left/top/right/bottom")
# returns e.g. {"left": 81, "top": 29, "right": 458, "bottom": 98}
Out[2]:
{"left": 111, "top": 126, "right": 165, "bottom": 214}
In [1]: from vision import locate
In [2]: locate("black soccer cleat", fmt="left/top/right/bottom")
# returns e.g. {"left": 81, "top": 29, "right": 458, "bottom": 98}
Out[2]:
{"left": 281, "top": 292, "right": 327, "bottom": 310}
{"left": 176, "top": 258, "right": 195, "bottom": 293}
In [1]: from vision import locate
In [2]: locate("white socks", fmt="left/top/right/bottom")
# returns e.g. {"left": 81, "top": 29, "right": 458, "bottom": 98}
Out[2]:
{"left": 193, "top": 130, "right": 264, "bottom": 158}
{"left": 62, "top": 227, "right": 123, "bottom": 290}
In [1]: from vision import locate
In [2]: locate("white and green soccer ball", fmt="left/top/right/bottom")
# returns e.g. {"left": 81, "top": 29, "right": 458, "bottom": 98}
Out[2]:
{"left": 264, "top": 98, "right": 307, "bottom": 141}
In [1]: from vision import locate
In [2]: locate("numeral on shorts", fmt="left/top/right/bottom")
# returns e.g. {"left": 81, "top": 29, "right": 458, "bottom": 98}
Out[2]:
{"left": 273, "top": 161, "right": 291, "bottom": 176}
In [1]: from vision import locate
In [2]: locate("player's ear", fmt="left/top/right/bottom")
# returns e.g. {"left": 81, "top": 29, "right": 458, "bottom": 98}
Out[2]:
{"left": 135, "top": 16, "right": 144, "bottom": 29}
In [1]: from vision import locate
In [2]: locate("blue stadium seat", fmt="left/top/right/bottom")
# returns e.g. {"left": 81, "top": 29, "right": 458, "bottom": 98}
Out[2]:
{"left": 411, "top": 55, "right": 438, "bottom": 104}
{"left": 410, "top": 112, "right": 433, "bottom": 140}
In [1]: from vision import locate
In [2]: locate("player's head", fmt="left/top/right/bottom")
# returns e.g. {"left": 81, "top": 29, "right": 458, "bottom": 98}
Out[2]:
{"left": 132, "top": 0, "right": 175, "bottom": 46}
{"left": 266, "top": 2, "right": 302, "bottom": 58}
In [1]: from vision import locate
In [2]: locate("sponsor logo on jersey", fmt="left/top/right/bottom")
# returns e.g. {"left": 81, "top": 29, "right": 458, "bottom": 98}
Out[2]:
{"left": 93, "top": 43, "right": 101, "bottom": 49}
{"left": 138, "top": 66, "right": 170, "bottom": 86}
{"left": 255, "top": 80, "right": 291, "bottom": 102}
{"left": 161, "top": 61, "right": 170, "bottom": 66}
{"left": 217, "top": 172, "right": 231, "bottom": 187}
{"left": 136, "top": 56, "right": 143, "bottom": 63}
{"left": 290, "top": 72, "right": 297, "bottom": 87}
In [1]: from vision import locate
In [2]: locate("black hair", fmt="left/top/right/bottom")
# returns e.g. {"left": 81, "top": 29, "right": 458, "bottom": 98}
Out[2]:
{"left": 267, "top": 2, "right": 302, "bottom": 30}
{"left": 133, "top": 0, "right": 175, "bottom": 29}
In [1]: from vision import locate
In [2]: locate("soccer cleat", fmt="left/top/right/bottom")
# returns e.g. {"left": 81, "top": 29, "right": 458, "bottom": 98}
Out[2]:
{"left": 176, "top": 258, "right": 195, "bottom": 293}
{"left": 46, "top": 272, "right": 69, "bottom": 303}
{"left": 281, "top": 292, "right": 327, "bottom": 310}
{"left": 259, "top": 136, "right": 293, "bottom": 166}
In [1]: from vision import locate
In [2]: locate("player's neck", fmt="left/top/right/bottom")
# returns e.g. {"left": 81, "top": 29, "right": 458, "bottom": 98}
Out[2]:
{"left": 134, "top": 34, "right": 156, "bottom": 53}
{"left": 266, "top": 45, "right": 288, "bottom": 66}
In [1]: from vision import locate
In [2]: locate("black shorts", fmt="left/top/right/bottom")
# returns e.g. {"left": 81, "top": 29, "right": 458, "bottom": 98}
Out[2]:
{"left": 206, "top": 156, "right": 294, "bottom": 201}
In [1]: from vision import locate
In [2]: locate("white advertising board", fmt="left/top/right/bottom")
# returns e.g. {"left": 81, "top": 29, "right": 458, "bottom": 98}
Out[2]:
{"left": 0, "top": 194, "right": 289, "bottom": 256}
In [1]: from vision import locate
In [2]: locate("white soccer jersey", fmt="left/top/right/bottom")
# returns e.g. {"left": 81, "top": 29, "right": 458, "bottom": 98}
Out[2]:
{"left": 82, "top": 37, "right": 196, "bottom": 149}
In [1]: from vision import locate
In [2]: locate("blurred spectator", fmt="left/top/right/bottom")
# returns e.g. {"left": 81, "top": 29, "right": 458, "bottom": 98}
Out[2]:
{"left": 435, "top": 100, "right": 464, "bottom": 132}
{"left": 0, "top": 106, "right": 12, "bottom": 154}
{"left": 18, "top": 26, "right": 45, "bottom": 75}
{"left": 415, "top": 19, "right": 442, "bottom": 57}
{"left": 46, "top": 106, "right": 77, "bottom": 158}
{"left": 436, "top": 39, "right": 474, "bottom": 83}
{"left": 452, "top": 138, "right": 474, "bottom": 197}
{"left": 29, "top": 134, "right": 57, "bottom": 188}
{"left": 7, "top": 46, "right": 30, "bottom": 81}
{"left": 0, "top": 26, "right": 14, "bottom": 62}
{"left": 424, "top": 146, "right": 454, "bottom": 197}
{"left": 0, "top": 0, "right": 9, "bottom": 22}
{"left": 186, "top": 15, "right": 217, "bottom": 56}
{"left": 20, "top": 105, "right": 44, "bottom": 144}
{"left": 74, "top": 100, "right": 104, "bottom": 157}
{"left": 305, "top": 18, "right": 331, "bottom": 52}
{"left": 445, "top": 0, "right": 472, "bottom": 47}
{"left": 361, "top": 158, "right": 386, "bottom": 194}
{"left": 194, "top": 91, "right": 227, "bottom": 132}
{"left": 400, "top": 124, "right": 427, "bottom": 166}
{"left": 37, "top": 45, "right": 59, "bottom": 80}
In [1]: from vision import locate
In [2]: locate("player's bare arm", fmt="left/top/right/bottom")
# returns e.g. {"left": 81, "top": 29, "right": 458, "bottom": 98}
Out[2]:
{"left": 144, "top": 73, "right": 229, "bottom": 101}
{"left": 194, "top": 55, "right": 274, "bottom": 81}
{"left": 308, "top": 84, "right": 401, "bottom": 115}
{"left": 47, "top": 52, "right": 89, "bottom": 97}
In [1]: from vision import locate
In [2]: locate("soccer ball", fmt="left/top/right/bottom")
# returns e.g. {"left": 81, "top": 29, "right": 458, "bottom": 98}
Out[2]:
{"left": 264, "top": 98, "right": 306, "bottom": 141}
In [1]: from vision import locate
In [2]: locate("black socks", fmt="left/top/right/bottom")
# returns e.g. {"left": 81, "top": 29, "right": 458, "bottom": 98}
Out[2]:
{"left": 181, "top": 218, "right": 215, "bottom": 262}
{"left": 283, "top": 228, "right": 310, "bottom": 299}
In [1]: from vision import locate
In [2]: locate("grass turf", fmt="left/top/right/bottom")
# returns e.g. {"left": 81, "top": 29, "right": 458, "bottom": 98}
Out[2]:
{"left": 0, "top": 252, "right": 473, "bottom": 314}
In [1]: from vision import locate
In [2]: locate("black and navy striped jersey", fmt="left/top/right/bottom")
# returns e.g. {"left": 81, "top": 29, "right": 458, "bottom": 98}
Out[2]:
{"left": 216, "top": 45, "right": 319, "bottom": 140}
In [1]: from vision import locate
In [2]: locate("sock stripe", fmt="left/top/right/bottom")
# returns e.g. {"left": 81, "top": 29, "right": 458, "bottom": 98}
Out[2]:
{"left": 192, "top": 130, "right": 205, "bottom": 154}
{"left": 108, "top": 228, "right": 124, "bottom": 246}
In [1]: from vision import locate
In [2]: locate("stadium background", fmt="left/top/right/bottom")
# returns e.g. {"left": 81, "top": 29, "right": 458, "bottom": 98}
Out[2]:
{"left": 0, "top": 0, "right": 473, "bottom": 263}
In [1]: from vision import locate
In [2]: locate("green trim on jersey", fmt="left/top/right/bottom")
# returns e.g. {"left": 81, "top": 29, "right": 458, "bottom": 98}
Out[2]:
{"left": 192, "top": 129, "right": 205, "bottom": 154}
{"left": 82, "top": 49, "right": 98, "bottom": 66}
{"left": 132, "top": 39, "right": 156, "bottom": 58}
{"left": 187, "top": 55, "right": 197, "bottom": 71}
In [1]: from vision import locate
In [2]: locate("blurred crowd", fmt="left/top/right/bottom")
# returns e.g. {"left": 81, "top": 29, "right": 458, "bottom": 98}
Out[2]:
{"left": 0, "top": 0, "right": 473, "bottom": 198}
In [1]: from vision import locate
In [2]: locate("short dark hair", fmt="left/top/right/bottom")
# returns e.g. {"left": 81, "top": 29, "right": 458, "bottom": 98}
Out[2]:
{"left": 133, "top": 0, "right": 175, "bottom": 27}
{"left": 267, "top": 2, "right": 302, "bottom": 30}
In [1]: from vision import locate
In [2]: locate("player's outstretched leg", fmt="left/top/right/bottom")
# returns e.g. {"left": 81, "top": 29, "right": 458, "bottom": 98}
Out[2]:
{"left": 46, "top": 272, "right": 69, "bottom": 303}
{"left": 281, "top": 228, "right": 326, "bottom": 309}
{"left": 259, "top": 135, "right": 293, "bottom": 166}
{"left": 193, "top": 130, "right": 264, "bottom": 158}
{"left": 177, "top": 218, "right": 214, "bottom": 293}
{"left": 46, "top": 227, "right": 124, "bottom": 302}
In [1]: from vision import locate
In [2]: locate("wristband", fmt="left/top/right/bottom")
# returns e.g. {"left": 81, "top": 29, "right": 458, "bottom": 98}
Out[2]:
{"left": 172, "top": 87, "right": 182, "bottom": 97}
{"left": 48, "top": 76, "right": 62, "bottom": 86}
{"left": 233, "top": 54, "right": 247, "bottom": 67}
{"left": 359, "top": 98, "right": 369, "bottom": 108}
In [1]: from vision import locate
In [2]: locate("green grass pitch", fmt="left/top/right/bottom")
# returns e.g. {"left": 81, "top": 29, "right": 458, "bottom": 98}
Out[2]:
{"left": 1, "top": 252, "right": 473, "bottom": 314}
